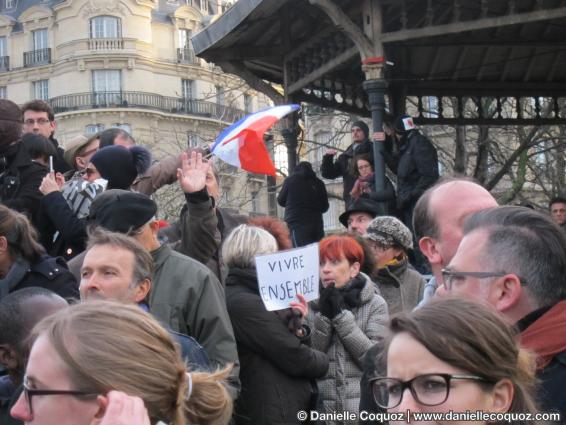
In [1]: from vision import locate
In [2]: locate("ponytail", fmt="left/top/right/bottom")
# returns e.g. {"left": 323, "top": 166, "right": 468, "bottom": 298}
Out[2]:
{"left": 178, "top": 366, "right": 233, "bottom": 425}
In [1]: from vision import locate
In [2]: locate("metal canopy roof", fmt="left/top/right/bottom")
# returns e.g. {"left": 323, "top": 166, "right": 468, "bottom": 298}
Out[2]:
{"left": 193, "top": 0, "right": 566, "bottom": 124}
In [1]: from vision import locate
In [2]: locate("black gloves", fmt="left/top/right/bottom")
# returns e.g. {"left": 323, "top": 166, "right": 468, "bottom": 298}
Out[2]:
{"left": 275, "top": 307, "right": 303, "bottom": 334}
{"left": 319, "top": 284, "right": 345, "bottom": 319}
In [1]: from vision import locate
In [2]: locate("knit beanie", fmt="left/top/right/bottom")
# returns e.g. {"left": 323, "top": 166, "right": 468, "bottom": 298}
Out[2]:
{"left": 352, "top": 120, "right": 369, "bottom": 139}
{"left": 364, "top": 215, "right": 413, "bottom": 251}
{"left": 90, "top": 145, "right": 151, "bottom": 190}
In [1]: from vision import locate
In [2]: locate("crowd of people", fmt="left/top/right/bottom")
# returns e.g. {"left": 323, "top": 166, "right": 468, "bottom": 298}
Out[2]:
{"left": 0, "top": 97, "right": 565, "bottom": 425}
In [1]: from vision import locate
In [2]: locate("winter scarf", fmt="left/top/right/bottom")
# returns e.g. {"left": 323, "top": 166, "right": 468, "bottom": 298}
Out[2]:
{"left": 520, "top": 300, "right": 566, "bottom": 369}
{"left": 350, "top": 172, "right": 375, "bottom": 201}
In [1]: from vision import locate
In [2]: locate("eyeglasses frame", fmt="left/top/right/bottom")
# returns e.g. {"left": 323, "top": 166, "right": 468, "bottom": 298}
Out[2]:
{"left": 370, "top": 373, "right": 494, "bottom": 409}
{"left": 440, "top": 269, "right": 508, "bottom": 291}
{"left": 23, "top": 383, "right": 99, "bottom": 415}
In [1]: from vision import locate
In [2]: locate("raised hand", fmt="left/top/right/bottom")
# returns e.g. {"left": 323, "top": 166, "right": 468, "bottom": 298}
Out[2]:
{"left": 177, "top": 150, "right": 210, "bottom": 194}
{"left": 39, "top": 172, "right": 61, "bottom": 195}
{"left": 289, "top": 293, "right": 309, "bottom": 318}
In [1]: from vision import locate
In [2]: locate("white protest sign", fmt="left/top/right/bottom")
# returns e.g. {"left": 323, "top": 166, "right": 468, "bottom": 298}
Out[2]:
{"left": 254, "top": 243, "right": 319, "bottom": 311}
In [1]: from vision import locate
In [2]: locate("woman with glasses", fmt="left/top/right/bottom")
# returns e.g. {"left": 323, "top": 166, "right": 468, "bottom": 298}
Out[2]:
{"left": 10, "top": 300, "right": 233, "bottom": 425}
{"left": 307, "top": 234, "right": 389, "bottom": 424}
{"left": 349, "top": 154, "right": 396, "bottom": 214}
{"left": 371, "top": 297, "right": 540, "bottom": 425}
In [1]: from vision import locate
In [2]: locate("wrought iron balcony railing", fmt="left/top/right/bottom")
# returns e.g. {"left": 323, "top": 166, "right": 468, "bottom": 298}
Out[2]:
{"left": 49, "top": 91, "right": 246, "bottom": 123}
{"left": 177, "top": 48, "right": 200, "bottom": 65}
{"left": 24, "top": 48, "right": 51, "bottom": 67}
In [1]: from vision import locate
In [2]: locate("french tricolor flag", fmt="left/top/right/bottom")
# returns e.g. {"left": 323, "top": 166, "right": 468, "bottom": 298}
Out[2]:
{"left": 211, "top": 104, "right": 300, "bottom": 176}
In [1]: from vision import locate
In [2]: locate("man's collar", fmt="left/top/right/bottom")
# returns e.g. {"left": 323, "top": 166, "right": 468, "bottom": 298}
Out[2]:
{"left": 515, "top": 305, "right": 553, "bottom": 332}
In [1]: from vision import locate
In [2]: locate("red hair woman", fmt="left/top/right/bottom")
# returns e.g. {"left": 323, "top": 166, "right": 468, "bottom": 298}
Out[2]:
{"left": 306, "top": 235, "right": 389, "bottom": 424}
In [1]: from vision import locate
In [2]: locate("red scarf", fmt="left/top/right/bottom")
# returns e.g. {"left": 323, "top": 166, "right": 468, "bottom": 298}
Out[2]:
{"left": 520, "top": 300, "right": 566, "bottom": 369}
{"left": 350, "top": 172, "right": 374, "bottom": 200}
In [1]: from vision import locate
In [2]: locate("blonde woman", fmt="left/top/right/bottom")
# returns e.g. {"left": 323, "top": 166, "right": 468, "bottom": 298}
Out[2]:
{"left": 10, "top": 300, "right": 232, "bottom": 425}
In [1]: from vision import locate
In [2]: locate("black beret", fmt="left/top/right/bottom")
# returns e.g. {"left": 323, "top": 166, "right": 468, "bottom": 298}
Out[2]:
{"left": 88, "top": 189, "right": 157, "bottom": 234}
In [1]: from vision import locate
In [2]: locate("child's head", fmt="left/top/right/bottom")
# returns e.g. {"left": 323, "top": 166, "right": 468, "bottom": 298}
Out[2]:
{"left": 22, "top": 133, "right": 57, "bottom": 167}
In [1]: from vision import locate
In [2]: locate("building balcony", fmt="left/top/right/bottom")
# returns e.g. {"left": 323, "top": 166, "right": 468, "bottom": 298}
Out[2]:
{"left": 49, "top": 91, "right": 246, "bottom": 123}
{"left": 0, "top": 56, "right": 9, "bottom": 72}
{"left": 89, "top": 38, "right": 125, "bottom": 51}
{"left": 24, "top": 48, "right": 51, "bottom": 67}
{"left": 177, "top": 48, "right": 200, "bottom": 65}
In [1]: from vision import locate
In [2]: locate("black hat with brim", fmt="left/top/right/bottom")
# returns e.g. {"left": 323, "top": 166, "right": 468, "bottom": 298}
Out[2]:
{"left": 339, "top": 197, "right": 383, "bottom": 228}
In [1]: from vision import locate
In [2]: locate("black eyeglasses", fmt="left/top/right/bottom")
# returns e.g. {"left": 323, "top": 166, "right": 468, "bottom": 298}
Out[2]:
{"left": 23, "top": 383, "right": 99, "bottom": 415}
{"left": 24, "top": 118, "right": 51, "bottom": 125}
{"left": 370, "top": 373, "right": 493, "bottom": 409}
{"left": 441, "top": 269, "right": 507, "bottom": 291}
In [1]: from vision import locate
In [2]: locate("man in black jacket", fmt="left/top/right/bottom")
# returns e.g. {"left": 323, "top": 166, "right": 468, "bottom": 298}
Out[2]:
{"left": 21, "top": 100, "right": 70, "bottom": 175}
{"left": 0, "top": 100, "right": 47, "bottom": 227}
{"left": 321, "top": 120, "right": 372, "bottom": 205}
{"left": 278, "top": 161, "right": 329, "bottom": 247}
{"left": 381, "top": 115, "right": 439, "bottom": 230}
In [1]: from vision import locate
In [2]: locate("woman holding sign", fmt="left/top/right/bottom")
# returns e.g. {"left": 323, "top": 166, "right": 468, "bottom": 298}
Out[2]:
{"left": 307, "top": 235, "right": 389, "bottom": 424}
{"left": 223, "top": 224, "right": 330, "bottom": 425}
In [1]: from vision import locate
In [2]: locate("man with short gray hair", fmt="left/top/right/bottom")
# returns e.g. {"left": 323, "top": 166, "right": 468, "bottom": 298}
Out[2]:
{"left": 441, "top": 205, "right": 566, "bottom": 416}
{"left": 79, "top": 228, "right": 210, "bottom": 370}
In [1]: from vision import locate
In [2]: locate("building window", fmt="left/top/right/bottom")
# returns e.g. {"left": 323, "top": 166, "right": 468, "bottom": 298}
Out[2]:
{"left": 33, "top": 80, "right": 49, "bottom": 100}
{"left": 5, "top": 0, "right": 14, "bottom": 9}
{"left": 32, "top": 29, "right": 48, "bottom": 50}
{"left": 0, "top": 86, "right": 6, "bottom": 99}
{"left": 86, "top": 124, "right": 105, "bottom": 135}
{"left": 274, "top": 143, "right": 287, "bottom": 176}
{"left": 251, "top": 191, "right": 259, "bottom": 213}
{"left": 179, "top": 29, "right": 191, "bottom": 49}
{"left": 182, "top": 79, "right": 193, "bottom": 99}
{"left": 90, "top": 16, "right": 121, "bottom": 38}
{"left": 0, "top": 37, "right": 6, "bottom": 57}
{"left": 113, "top": 123, "right": 131, "bottom": 134}
{"left": 188, "top": 133, "right": 199, "bottom": 148}
{"left": 92, "top": 70, "right": 121, "bottom": 105}
{"left": 244, "top": 94, "right": 252, "bottom": 113}
{"left": 323, "top": 198, "right": 341, "bottom": 231}
{"left": 215, "top": 85, "right": 224, "bottom": 105}
{"left": 313, "top": 131, "right": 331, "bottom": 171}
{"left": 93, "top": 69, "right": 121, "bottom": 92}
{"left": 202, "top": 0, "right": 209, "bottom": 14}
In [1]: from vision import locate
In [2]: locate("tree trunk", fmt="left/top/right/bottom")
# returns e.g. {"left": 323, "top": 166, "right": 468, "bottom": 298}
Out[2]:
{"left": 453, "top": 125, "right": 467, "bottom": 174}
{"left": 473, "top": 126, "right": 490, "bottom": 184}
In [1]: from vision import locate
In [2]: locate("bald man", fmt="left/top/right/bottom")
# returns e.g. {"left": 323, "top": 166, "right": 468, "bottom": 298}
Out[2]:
{"left": 413, "top": 177, "right": 498, "bottom": 301}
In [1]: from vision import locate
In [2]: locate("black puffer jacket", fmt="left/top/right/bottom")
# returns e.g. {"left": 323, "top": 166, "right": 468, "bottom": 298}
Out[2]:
{"left": 277, "top": 162, "right": 329, "bottom": 226}
{"left": 0, "top": 142, "right": 47, "bottom": 227}
{"left": 225, "top": 267, "right": 329, "bottom": 425}
{"left": 0, "top": 255, "right": 79, "bottom": 301}
{"left": 321, "top": 140, "right": 372, "bottom": 205}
